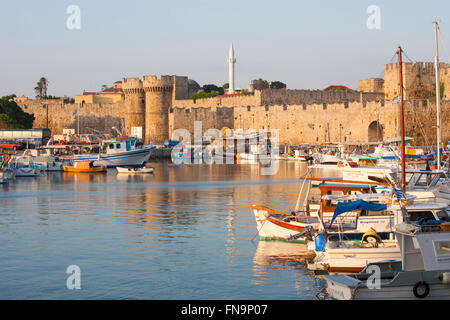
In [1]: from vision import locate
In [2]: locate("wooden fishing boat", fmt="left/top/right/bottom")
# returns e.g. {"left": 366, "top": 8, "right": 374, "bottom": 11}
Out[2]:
{"left": 63, "top": 160, "right": 106, "bottom": 173}
{"left": 251, "top": 180, "right": 383, "bottom": 243}
{"left": 116, "top": 166, "right": 154, "bottom": 174}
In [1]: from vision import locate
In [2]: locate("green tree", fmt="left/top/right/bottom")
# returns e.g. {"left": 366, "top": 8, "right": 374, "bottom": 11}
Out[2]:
{"left": 101, "top": 84, "right": 108, "bottom": 91}
{"left": 202, "top": 84, "right": 224, "bottom": 95}
{"left": 222, "top": 83, "right": 229, "bottom": 89}
{"left": 270, "top": 81, "right": 287, "bottom": 89}
{"left": 0, "top": 95, "right": 34, "bottom": 129}
{"left": 189, "top": 91, "right": 220, "bottom": 100}
{"left": 34, "top": 77, "right": 49, "bottom": 99}
{"left": 252, "top": 78, "right": 270, "bottom": 90}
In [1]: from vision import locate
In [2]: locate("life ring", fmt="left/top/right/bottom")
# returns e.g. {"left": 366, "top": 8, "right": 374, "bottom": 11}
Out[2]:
{"left": 413, "top": 281, "right": 430, "bottom": 298}
{"left": 2, "top": 154, "right": 10, "bottom": 163}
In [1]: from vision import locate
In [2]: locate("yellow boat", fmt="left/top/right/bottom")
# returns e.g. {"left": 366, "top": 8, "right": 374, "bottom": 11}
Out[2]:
{"left": 63, "top": 160, "right": 107, "bottom": 173}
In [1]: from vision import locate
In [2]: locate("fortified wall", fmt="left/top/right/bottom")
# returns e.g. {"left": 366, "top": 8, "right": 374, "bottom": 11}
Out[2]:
{"left": 17, "top": 98, "right": 124, "bottom": 135}
{"left": 16, "top": 61, "right": 449, "bottom": 147}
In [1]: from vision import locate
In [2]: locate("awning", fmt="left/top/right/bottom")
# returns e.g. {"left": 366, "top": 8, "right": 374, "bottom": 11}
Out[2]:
{"left": 329, "top": 200, "right": 387, "bottom": 228}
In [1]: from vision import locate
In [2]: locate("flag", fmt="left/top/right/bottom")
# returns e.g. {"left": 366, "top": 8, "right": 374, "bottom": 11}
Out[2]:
{"left": 73, "top": 109, "right": 78, "bottom": 115}
{"left": 392, "top": 96, "right": 401, "bottom": 104}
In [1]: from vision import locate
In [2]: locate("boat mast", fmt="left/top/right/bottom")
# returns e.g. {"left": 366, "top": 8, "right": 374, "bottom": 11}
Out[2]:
{"left": 398, "top": 46, "right": 406, "bottom": 192}
{"left": 433, "top": 21, "right": 442, "bottom": 171}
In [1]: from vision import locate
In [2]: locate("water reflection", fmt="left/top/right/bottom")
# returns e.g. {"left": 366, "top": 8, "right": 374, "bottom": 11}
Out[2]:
{"left": 0, "top": 160, "right": 335, "bottom": 299}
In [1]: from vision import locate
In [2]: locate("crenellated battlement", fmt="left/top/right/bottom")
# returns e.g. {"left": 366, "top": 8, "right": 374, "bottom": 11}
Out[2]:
{"left": 122, "top": 77, "right": 143, "bottom": 94}
{"left": 143, "top": 75, "right": 173, "bottom": 91}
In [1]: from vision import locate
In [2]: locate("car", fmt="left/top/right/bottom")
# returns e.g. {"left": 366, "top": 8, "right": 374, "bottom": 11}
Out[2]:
{"left": 0, "top": 140, "right": 26, "bottom": 151}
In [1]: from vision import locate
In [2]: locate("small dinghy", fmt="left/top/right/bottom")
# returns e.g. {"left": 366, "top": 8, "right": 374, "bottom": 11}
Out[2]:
{"left": 116, "top": 166, "right": 154, "bottom": 174}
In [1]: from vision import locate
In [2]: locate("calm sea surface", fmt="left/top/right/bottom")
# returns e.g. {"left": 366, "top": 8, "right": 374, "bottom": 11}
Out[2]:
{"left": 0, "top": 161, "right": 329, "bottom": 299}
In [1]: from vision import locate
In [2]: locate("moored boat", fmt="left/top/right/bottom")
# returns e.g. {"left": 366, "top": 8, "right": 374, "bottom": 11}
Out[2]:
{"left": 63, "top": 160, "right": 107, "bottom": 173}
{"left": 116, "top": 166, "right": 154, "bottom": 174}
{"left": 323, "top": 221, "right": 450, "bottom": 300}
{"left": 72, "top": 138, "right": 154, "bottom": 167}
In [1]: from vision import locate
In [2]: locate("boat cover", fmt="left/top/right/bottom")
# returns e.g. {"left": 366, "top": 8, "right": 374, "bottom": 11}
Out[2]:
{"left": 329, "top": 200, "right": 387, "bottom": 228}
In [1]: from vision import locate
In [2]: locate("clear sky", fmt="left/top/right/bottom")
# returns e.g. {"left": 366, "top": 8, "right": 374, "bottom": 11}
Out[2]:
{"left": 1, "top": 0, "right": 449, "bottom": 98}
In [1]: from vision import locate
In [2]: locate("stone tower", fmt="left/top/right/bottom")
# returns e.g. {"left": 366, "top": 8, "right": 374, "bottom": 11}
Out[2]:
{"left": 122, "top": 77, "right": 145, "bottom": 139}
{"left": 143, "top": 75, "right": 174, "bottom": 144}
{"left": 383, "top": 62, "right": 450, "bottom": 100}
{"left": 228, "top": 42, "right": 236, "bottom": 94}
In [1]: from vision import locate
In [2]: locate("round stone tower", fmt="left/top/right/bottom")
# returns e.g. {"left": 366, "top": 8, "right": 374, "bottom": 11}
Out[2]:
{"left": 143, "top": 75, "right": 173, "bottom": 144}
{"left": 122, "top": 77, "right": 145, "bottom": 139}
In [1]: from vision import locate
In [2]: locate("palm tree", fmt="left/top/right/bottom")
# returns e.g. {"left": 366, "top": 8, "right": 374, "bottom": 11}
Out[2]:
{"left": 34, "top": 77, "right": 49, "bottom": 99}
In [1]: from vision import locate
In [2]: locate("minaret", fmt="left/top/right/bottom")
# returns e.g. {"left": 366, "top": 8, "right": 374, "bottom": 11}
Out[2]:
{"left": 228, "top": 42, "right": 236, "bottom": 94}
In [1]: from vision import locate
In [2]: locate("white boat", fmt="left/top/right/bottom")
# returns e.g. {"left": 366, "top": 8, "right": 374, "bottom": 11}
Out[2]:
{"left": 309, "top": 158, "right": 398, "bottom": 185}
{"left": 73, "top": 138, "right": 154, "bottom": 167}
{"left": 324, "top": 221, "right": 450, "bottom": 300}
{"left": 250, "top": 178, "right": 398, "bottom": 243}
{"left": 10, "top": 156, "right": 41, "bottom": 177}
{"left": 22, "top": 148, "right": 64, "bottom": 171}
{"left": 116, "top": 166, "right": 154, "bottom": 174}
{"left": 310, "top": 200, "right": 449, "bottom": 273}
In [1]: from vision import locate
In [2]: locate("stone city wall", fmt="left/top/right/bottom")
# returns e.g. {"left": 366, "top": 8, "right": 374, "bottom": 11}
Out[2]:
{"left": 17, "top": 99, "right": 124, "bottom": 135}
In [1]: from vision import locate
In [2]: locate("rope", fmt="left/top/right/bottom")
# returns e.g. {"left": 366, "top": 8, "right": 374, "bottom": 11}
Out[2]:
{"left": 251, "top": 217, "right": 266, "bottom": 241}
{"left": 350, "top": 282, "right": 361, "bottom": 300}
{"left": 438, "top": 28, "right": 450, "bottom": 63}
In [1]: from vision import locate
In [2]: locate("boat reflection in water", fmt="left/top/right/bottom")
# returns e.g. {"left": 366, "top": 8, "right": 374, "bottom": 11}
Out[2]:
{"left": 252, "top": 240, "right": 326, "bottom": 299}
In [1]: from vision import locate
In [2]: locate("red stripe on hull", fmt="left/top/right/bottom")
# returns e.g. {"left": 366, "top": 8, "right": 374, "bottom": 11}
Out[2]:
{"left": 329, "top": 266, "right": 364, "bottom": 273}
{"left": 265, "top": 215, "right": 306, "bottom": 232}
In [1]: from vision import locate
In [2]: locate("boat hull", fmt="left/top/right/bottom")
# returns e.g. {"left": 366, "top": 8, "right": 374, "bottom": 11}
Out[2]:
{"left": 116, "top": 166, "right": 154, "bottom": 174}
{"left": 73, "top": 148, "right": 152, "bottom": 167}
{"left": 316, "top": 244, "right": 401, "bottom": 273}
{"left": 15, "top": 167, "right": 41, "bottom": 177}
{"left": 252, "top": 206, "right": 318, "bottom": 243}
{"left": 63, "top": 165, "right": 106, "bottom": 173}
{"left": 325, "top": 270, "right": 450, "bottom": 300}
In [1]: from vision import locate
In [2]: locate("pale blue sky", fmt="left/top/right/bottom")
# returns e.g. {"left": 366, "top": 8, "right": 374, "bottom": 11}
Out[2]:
{"left": 1, "top": 0, "right": 449, "bottom": 97}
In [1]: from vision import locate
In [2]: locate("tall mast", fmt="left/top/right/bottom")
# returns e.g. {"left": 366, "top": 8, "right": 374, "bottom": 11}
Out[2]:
{"left": 433, "top": 21, "right": 442, "bottom": 171}
{"left": 398, "top": 46, "right": 406, "bottom": 192}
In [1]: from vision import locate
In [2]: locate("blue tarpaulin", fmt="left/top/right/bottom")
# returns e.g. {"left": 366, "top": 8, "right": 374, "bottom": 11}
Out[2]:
{"left": 329, "top": 200, "right": 387, "bottom": 228}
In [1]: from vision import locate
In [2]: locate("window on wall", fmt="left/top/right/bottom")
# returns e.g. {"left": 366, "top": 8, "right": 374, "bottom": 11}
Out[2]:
{"left": 344, "top": 102, "right": 349, "bottom": 109}
{"left": 323, "top": 103, "right": 327, "bottom": 110}
{"left": 303, "top": 103, "right": 307, "bottom": 110}
{"left": 247, "top": 106, "right": 251, "bottom": 111}
{"left": 362, "top": 101, "right": 367, "bottom": 108}
{"left": 265, "top": 105, "right": 269, "bottom": 111}
{"left": 381, "top": 100, "right": 385, "bottom": 107}
{"left": 283, "top": 104, "right": 287, "bottom": 110}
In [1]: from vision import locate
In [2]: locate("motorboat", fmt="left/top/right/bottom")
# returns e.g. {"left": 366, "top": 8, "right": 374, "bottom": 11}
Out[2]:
{"left": 63, "top": 160, "right": 107, "bottom": 173}
{"left": 251, "top": 177, "right": 385, "bottom": 243}
{"left": 22, "top": 148, "right": 64, "bottom": 171}
{"left": 116, "top": 166, "right": 154, "bottom": 174}
{"left": 323, "top": 221, "right": 450, "bottom": 299}
{"left": 10, "top": 156, "right": 41, "bottom": 177}
{"left": 309, "top": 199, "right": 449, "bottom": 273}
{"left": 72, "top": 138, "right": 154, "bottom": 167}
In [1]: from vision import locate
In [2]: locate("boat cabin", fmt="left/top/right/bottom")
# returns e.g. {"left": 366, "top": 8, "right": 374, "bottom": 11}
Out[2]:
{"left": 74, "top": 161, "right": 95, "bottom": 169}
{"left": 103, "top": 138, "right": 138, "bottom": 154}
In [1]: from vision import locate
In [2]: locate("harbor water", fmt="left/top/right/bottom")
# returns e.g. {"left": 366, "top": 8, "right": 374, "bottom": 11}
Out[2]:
{"left": 0, "top": 161, "right": 328, "bottom": 299}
